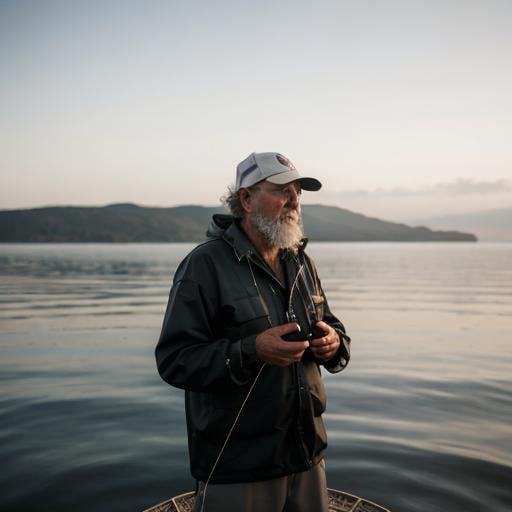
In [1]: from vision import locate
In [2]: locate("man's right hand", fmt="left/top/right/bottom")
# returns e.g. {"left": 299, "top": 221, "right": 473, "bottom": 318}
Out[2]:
{"left": 255, "top": 323, "right": 309, "bottom": 367}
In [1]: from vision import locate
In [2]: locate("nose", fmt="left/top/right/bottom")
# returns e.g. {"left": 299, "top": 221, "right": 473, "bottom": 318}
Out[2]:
{"left": 287, "top": 186, "right": 300, "bottom": 209}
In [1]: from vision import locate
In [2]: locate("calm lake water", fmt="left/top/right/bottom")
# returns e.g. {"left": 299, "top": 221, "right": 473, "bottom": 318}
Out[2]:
{"left": 0, "top": 242, "right": 511, "bottom": 512}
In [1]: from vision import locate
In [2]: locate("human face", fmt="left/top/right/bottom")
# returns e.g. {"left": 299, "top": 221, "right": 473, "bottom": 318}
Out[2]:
{"left": 251, "top": 180, "right": 302, "bottom": 221}
{"left": 248, "top": 180, "right": 304, "bottom": 251}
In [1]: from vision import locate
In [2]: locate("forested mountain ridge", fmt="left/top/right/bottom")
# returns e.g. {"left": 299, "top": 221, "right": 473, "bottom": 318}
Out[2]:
{"left": 0, "top": 203, "right": 477, "bottom": 242}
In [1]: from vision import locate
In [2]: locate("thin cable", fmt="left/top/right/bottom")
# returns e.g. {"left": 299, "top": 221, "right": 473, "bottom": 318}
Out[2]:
{"left": 199, "top": 257, "right": 272, "bottom": 512}
{"left": 288, "top": 263, "right": 305, "bottom": 312}
{"left": 199, "top": 362, "right": 267, "bottom": 512}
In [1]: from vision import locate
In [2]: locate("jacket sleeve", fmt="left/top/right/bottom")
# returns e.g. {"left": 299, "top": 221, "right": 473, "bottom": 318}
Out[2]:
{"left": 304, "top": 254, "right": 351, "bottom": 373}
{"left": 155, "top": 265, "right": 257, "bottom": 392}
{"left": 320, "top": 288, "right": 351, "bottom": 373}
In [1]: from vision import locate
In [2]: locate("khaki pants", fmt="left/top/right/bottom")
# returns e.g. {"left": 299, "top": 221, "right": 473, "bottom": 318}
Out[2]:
{"left": 193, "top": 460, "right": 328, "bottom": 512}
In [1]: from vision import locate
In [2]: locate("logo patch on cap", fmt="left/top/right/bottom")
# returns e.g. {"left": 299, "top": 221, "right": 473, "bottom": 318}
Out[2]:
{"left": 276, "top": 154, "right": 296, "bottom": 171}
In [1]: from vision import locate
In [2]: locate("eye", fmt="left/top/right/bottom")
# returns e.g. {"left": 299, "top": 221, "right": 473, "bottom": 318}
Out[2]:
{"left": 271, "top": 183, "right": 301, "bottom": 198}
{"left": 273, "top": 185, "right": 288, "bottom": 196}
{"left": 284, "top": 184, "right": 302, "bottom": 196}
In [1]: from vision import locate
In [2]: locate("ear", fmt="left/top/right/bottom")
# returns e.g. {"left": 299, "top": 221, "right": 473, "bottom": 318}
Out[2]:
{"left": 239, "top": 188, "right": 253, "bottom": 215}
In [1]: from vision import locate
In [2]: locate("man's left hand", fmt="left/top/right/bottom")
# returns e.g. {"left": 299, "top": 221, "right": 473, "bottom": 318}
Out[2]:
{"left": 309, "top": 321, "right": 340, "bottom": 362}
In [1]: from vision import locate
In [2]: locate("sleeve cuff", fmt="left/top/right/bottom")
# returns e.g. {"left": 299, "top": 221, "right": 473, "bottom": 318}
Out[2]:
{"left": 226, "top": 336, "right": 259, "bottom": 385}
{"left": 323, "top": 328, "right": 351, "bottom": 373}
{"left": 240, "top": 335, "right": 259, "bottom": 365}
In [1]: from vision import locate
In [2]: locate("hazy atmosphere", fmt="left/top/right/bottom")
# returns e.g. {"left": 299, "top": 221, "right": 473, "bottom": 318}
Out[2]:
{"left": 2, "top": 3, "right": 512, "bottom": 511}
{"left": 1, "top": 0, "right": 511, "bottom": 224}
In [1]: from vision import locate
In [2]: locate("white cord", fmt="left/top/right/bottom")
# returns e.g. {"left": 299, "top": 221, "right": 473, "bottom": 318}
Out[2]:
{"left": 287, "top": 263, "right": 305, "bottom": 312}
{"left": 199, "top": 362, "right": 267, "bottom": 512}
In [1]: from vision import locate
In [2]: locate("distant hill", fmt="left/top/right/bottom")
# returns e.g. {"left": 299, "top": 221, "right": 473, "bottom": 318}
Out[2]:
{"left": 0, "top": 203, "right": 477, "bottom": 242}
{"left": 301, "top": 204, "right": 475, "bottom": 241}
{"left": 416, "top": 208, "right": 512, "bottom": 242}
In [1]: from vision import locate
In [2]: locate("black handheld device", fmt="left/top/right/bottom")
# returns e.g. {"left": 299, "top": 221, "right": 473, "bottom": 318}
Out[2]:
{"left": 282, "top": 311, "right": 326, "bottom": 342}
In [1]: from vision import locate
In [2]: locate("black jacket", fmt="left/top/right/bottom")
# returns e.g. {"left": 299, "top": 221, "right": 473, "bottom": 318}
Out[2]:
{"left": 155, "top": 215, "right": 350, "bottom": 483}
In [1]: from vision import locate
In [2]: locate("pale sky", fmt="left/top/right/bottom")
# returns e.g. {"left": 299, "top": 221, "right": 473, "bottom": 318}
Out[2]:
{"left": 1, "top": 0, "right": 511, "bottom": 222}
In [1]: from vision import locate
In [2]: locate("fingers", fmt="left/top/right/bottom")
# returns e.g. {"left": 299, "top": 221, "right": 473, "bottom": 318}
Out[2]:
{"left": 275, "top": 341, "right": 308, "bottom": 366}
{"left": 311, "top": 342, "right": 337, "bottom": 358}
{"left": 314, "top": 320, "right": 330, "bottom": 334}
{"left": 273, "top": 322, "right": 301, "bottom": 336}
{"left": 310, "top": 322, "right": 333, "bottom": 344}
{"left": 255, "top": 324, "right": 308, "bottom": 367}
{"left": 255, "top": 322, "right": 341, "bottom": 367}
{"left": 310, "top": 345, "right": 338, "bottom": 361}
{"left": 310, "top": 323, "right": 340, "bottom": 362}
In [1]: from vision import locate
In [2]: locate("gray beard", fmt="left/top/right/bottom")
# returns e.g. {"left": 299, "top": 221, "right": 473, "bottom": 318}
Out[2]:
{"left": 251, "top": 210, "right": 304, "bottom": 252}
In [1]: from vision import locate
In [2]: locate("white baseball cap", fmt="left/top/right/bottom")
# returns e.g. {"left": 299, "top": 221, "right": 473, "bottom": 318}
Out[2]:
{"left": 235, "top": 152, "right": 322, "bottom": 191}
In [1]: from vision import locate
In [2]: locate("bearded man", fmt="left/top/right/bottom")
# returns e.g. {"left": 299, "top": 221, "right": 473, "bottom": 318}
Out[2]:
{"left": 155, "top": 152, "right": 351, "bottom": 512}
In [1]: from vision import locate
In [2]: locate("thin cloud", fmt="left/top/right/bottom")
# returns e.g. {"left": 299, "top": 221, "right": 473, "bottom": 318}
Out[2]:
{"left": 434, "top": 178, "right": 512, "bottom": 195}
{"left": 336, "top": 179, "right": 512, "bottom": 199}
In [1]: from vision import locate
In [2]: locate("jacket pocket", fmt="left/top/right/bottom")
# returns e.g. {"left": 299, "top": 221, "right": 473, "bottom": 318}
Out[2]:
{"left": 308, "top": 368, "right": 327, "bottom": 416}
{"left": 232, "top": 295, "right": 268, "bottom": 324}
{"left": 303, "top": 362, "right": 327, "bottom": 416}
{"left": 225, "top": 295, "right": 269, "bottom": 339}
{"left": 309, "top": 388, "right": 326, "bottom": 416}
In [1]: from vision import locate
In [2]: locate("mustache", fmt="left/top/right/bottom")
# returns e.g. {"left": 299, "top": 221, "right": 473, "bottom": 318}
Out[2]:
{"left": 280, "top": 208, "right": 300, "bottom": 222}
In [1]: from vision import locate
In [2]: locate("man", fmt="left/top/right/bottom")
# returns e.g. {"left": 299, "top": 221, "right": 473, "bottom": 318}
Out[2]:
{"left": 156, "top": 152, "right": 351, "bottom": 512}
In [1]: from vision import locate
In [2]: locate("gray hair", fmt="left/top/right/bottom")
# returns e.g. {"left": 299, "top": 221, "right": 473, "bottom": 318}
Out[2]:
{"left": 220, "top": 183, "right": 261, "bottom": 218}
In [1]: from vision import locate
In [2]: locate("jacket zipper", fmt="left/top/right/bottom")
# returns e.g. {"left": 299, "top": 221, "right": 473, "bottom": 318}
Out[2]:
{"left": 249, "top": 252, "right": 312, "bottom": 468}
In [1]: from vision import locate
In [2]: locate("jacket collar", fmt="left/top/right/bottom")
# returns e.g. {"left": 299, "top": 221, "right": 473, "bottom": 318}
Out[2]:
{"left": 224, "top": 219, "right": 256, "bottom": 261}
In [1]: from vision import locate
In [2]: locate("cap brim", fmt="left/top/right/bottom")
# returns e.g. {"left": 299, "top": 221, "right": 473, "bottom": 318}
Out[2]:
{"left": 266, "top": 170, "right": 322, "bottom": 191}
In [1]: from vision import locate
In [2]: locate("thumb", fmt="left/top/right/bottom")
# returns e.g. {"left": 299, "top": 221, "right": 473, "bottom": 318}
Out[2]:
{"left": 274, "top": 322, "right": 301, "bottom": 335}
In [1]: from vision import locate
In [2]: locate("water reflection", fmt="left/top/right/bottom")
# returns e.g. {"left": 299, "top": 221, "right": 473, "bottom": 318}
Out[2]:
{"left": 0, "top": 243, "right": 511, "bottom": 511}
